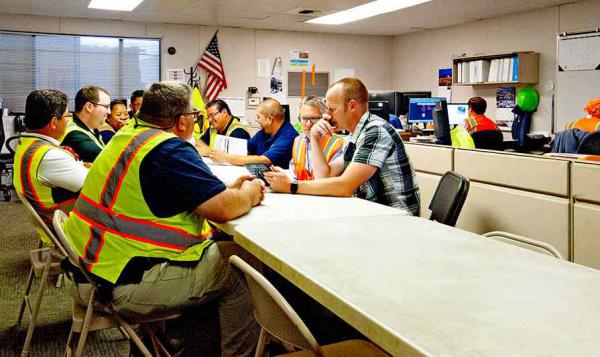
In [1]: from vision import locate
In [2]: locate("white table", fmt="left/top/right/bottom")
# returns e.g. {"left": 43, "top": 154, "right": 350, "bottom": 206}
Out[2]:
{"left": 205, "top": 160, "right": 250, "bottom": 185}
{"left": 234, "top": 216, "right": 600, "bottom": 357}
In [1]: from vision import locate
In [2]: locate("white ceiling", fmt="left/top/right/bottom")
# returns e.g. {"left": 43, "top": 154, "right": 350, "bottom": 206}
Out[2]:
{"left": 0, "top": 0, "right": 573, "bottom": 35}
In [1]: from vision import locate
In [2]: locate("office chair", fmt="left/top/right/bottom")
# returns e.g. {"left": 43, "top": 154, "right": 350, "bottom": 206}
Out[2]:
{"left": 0, "top": 130, "right": 19, "bottom": 201}
{"left": 229, "top": 255, "right": 389, "bottom": 357}
{"left": 471, "top": 130, "right": 504, "bottom": 150}
{"left": 429, "top": 171, "right": 470, "bottom": 227}
{"left": 577, "top": 131, "right": 600, "bottom": 155}
{"left": 52, "top": 210, "right": 180, "bottom": 357}
{"left": 15, "top": 190, "right": 66, "bottom": 357}
{"left": 483, "top": 231, "right": 563, "bottom": 260}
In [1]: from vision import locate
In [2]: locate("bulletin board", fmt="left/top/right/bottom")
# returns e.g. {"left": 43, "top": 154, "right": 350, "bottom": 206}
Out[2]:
{"left": 555, "top": 29, "right": 600, "bottom": 131}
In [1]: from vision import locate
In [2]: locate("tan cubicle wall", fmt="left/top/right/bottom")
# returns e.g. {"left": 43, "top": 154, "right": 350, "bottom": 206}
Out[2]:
{"left": 405, "top": 143, "right": 600, "bottom": 268}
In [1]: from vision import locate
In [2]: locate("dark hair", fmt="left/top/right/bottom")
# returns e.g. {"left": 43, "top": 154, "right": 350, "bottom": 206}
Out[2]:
{"left": 331, "top": 77, "right": 368, "bottom": 106}
{"left": 110, "top": 99, "right": 127, "bottom": 111}
{"left": 206, "top": 99, "right": 232, "bottom": 116}
{"left": 468, "top": 97, "right": 487, "bottom": 115}
{"left": 137, "top": 82, "right": 192, "bottom": 127}
{"left": 74, "top": 85, "right": 109, "bottom": 112}
{"left": 24, "top": 89, "right": 68, "bottom": 130}
{"left": 130, "top": 89, "right": 144, "bottom": 103}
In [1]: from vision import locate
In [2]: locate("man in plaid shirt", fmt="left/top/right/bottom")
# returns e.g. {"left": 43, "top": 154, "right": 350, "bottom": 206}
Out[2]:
{"left": 265, "top": 78, "right": 420, "bottom": 216}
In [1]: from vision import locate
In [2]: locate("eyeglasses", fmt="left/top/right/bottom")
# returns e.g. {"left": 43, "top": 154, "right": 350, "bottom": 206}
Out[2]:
{"left": 299, "top": 116, "right": 322, "bottom": 123}
{"left": 207, "top": 111, "right": 222, "bottom": 119}
{"left": 183, "top": 110, "right": 202, "bottom": 123}
{"left": 92, "top": 102, "right": 110, "bottom": 109}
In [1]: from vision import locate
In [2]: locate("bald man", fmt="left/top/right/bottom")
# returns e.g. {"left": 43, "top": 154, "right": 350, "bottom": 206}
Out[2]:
{"left": 209, "top": 98, "right": 298, "bottom": 168}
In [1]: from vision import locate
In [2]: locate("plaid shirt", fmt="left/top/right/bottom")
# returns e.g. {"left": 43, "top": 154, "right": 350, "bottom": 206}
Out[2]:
{"left": 344, "top": 112, "right": 420, "bottom": 216}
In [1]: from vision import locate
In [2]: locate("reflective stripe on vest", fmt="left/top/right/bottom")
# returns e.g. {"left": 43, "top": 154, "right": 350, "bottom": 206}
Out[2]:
{"left": 14, "top": 138, "right": 76, "bottom": 223}
{"left": 64, "top": 120, "right": 105, "bottom": 149}
{"left": 208, "top": 118, "right": 249, "bottom": 148}
{"left": 64, "top": 125, "right": 213, "bottom": 282}
{"left": 292, "top": 135, "right": 344, "bottom": 181}
{"left": 466, "top": 114, "right": 498, "bottom": 134}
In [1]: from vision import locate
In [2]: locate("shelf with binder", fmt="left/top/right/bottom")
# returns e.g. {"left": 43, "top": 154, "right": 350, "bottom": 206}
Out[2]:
{"left": 452, "top": 52, "right": 539, "bottom": 86}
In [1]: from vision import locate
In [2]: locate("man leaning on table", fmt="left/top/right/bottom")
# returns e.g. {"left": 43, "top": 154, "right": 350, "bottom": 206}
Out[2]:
{"left": 265, "top": 78, "right": 421, "bottom": 216}
{"left": 62, "top": 81, "right": 265, "bottom": 355}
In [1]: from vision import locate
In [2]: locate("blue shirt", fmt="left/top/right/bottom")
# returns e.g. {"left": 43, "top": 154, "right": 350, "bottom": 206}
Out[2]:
{"left": 247, "top": 121, "right": 298, "bottom": 169}
{"left": 139, "top": 138, "right": 226, "bottom": 218}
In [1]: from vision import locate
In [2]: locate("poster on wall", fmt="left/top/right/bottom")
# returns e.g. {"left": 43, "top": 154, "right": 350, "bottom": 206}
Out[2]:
{"left": 438, "top": 68, "right": 452, "bottom": 86}
{"left": 289, "top": 50, "right": 310, "bottom": 68}
{"left": 495, "top": 87, "right": 516, "bottom": 131}
{"left": 167, "top": 68, "right": 186, "bottom": 82}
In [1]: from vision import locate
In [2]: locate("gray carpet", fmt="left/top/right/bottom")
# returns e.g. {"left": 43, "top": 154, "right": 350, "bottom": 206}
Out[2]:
{"left": 0, "top": 198, "right": 129, "bottom": 356}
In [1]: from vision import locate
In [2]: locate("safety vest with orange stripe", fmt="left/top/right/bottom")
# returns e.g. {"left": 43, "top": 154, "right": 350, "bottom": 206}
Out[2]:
{"left": 291, "top": 134, "right": 344, "bottom": 181}
{"left": 565, "top": 117, "right": 600, "bottom": 132}
{"left": 208, "top": 118, "right": 249, "bottom": 148}
{"left": 62, "top": 121, "right": 214, "bottom": 283}
{"left": 13, "top": 136, "right": 78, "bottom": 243}
{"left": 465, "top": 113, "right": 499, "bottom": 134}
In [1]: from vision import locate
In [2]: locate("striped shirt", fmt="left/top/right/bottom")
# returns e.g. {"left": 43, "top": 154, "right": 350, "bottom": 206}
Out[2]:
{"left": 344, "top": 112, "right": 420, "bottom": 216}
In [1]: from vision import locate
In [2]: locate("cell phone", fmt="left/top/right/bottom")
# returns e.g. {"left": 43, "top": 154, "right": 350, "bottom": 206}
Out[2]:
{"left": 244, "top": 163, "right": 272, "bottom": 186}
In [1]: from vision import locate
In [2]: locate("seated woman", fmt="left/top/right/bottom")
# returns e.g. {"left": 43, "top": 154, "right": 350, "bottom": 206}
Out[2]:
{"left": 565, "top": 97, "right": 600, "bottom": 132}
{"left": 290, "top": 96, "right": 344, "bottom": 181}
{"left": 99, "top": 99, "right": 130, "bottom": 144}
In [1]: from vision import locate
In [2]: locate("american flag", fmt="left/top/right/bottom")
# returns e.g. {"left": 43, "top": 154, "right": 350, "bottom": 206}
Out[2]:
{"left": 198, "top": 31, "right": 227, "bottom": 101}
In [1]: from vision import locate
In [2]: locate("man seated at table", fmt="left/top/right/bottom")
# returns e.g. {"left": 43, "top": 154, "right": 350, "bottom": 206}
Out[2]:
{"left": 264, "top": 78, "right": 421, "bottom": 216}
{"left": 61, "top": 85, "right": 110, "bottom": 162}
{"left": 197, "top": 99, "right": 250, "bottom": 156}
{"left": 14, "top": 89, "right": 88, "bottom": 236}
{"left": 99, "top": 99, "right": 130, "bottom": 144}
{"left": 291, "top": 96, "right": 344, "bottom": 181}
{"left": 62, "top": 81, "right": 265, "bottom": 355}
{"left": 209, "top": 98, "right": 298, "bottom": 169}
{"left": 564, "top": 97, "right": 600, "bottom": 132}
{"left": 464, "top": 97, "right": 500, "bottom": 134}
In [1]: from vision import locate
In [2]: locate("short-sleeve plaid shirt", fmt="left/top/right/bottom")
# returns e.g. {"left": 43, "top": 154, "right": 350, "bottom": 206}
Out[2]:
{"left": 343, "top": 112, "right": 420, "bottom": 216}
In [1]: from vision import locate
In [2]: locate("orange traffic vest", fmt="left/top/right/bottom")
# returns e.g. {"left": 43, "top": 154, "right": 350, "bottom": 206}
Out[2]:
{"left": 465, "top": 113, "right": 499, "bottom": 134}
{"left": 565, "top": 117, "right": 600, "bottom": 132}
{"left": 291, "top": 135, "right": 344, "bottom": 181}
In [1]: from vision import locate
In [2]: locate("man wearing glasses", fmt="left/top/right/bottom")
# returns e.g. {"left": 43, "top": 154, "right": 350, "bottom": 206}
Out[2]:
{"left": 60, "top": 85, "right": 110, "bottom": 162}
{"left": 197, "top": 99, "right": 250, "bottom": 156}
{"left": 13, "top": 89, "right": 88, "bottom": 235}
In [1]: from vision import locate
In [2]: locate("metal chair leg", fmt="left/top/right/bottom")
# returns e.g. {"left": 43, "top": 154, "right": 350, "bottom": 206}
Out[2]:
{"left": 16, "top": 265, "right": 35, "bottom": 325}
{"left": 254, "top": 327, "right": 269, "bottom": 357}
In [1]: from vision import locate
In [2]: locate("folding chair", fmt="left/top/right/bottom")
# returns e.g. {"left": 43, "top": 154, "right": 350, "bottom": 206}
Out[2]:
{"left": 428, "top": 171, "right": 470, "bottom": 227}
{"left": 15, "top": 190, "right": 66, "bottom": 357}
{"left": 52, "top": 210, "right": 180, "bottom": 357}
{"left": 483, "top": 231, "right": 564, "bottom": 260}
{"left": 229, "top": 255, "right": 389, "bottom": 357}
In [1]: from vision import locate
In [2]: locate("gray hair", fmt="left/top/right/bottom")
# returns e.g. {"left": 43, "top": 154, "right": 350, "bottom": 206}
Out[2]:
{"left": 137, "top": 81, "right": 192, "bottom": 127}
{"left": 300, "top": 96, "right": 327, "bottom": 115}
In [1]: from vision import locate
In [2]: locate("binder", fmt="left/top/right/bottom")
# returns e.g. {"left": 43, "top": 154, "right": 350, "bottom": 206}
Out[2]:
{"left": 512, "top": 55, "right": 519, "bottom": 82}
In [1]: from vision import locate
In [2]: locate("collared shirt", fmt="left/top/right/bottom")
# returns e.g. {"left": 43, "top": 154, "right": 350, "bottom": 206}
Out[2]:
{"left": 199, "top": 117, "right": 251, "bottom": 145}
{"left": 19, "top": 132, "right": 88, "bottom": 192}
{"left": 61, "top": 114, "right": 103, "bottom": 162}
{"left": 247, "top": 120, "right": 299, "bottom": 169}
{"left": 344, "top": 112, "right": 420, "bottom": 216}
{"left": 289, "top": 133, "right": 344, "bottom": 182}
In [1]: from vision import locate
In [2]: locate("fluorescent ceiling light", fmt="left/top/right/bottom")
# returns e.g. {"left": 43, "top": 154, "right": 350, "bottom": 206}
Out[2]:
{"left": 307, "top": 0, "right": 431, "bottom": 25}
{"left": 88, "top": 0, "right": 144, "bottom": 11}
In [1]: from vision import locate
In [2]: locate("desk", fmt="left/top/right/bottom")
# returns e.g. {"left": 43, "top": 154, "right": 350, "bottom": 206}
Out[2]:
{"left": 235, "top": 216, "right": 600, "bottom": 357}
{"left": 215, "top": 194, "right": 408, "bottom": 236}
{"left": 205, "top": 160, "right": 250, "bottom": 185}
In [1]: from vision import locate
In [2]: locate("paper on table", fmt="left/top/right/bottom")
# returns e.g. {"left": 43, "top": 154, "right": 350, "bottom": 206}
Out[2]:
{"left": 214, "top": 135, "right": 248, "bottom": 156}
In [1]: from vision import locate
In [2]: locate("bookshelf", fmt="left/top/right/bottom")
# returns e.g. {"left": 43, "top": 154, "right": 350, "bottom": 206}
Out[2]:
{"left": 452, "top": 52, "right": 539, "bottom": 86}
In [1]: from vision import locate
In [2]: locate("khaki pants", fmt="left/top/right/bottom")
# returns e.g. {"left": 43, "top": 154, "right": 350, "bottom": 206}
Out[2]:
{"left": 111, "top": 243, "right": 259, "bottom": 357}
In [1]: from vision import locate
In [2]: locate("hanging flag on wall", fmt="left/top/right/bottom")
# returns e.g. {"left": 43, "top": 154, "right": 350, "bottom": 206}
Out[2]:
{"left": 198, "top": 31, "right": 227, "bottom": 101}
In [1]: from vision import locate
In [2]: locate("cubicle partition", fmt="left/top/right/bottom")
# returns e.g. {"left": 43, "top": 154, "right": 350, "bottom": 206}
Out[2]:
{"left": 405, "top": 143, "right": 600, "bottom": 268}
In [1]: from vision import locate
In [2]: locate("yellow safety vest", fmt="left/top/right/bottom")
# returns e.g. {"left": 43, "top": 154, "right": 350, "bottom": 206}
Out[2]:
{"left": 62, "top": 117, "right": 106, "bottom": 148}
{"left": 13, "top": 136, "right": 78, "bottom": 243}
{"left": 291, "top": 135, "right": 344, "bottom": 181}
{"left": 62, "top": 122, "right": 214, "bottom": 283}
{"left": 208, "top": 118, "right": 250, "bottom": 148}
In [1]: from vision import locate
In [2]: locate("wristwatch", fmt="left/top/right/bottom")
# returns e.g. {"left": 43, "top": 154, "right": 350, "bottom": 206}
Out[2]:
{"left": 290, "top": 182, "right": 298, "bottom": 194}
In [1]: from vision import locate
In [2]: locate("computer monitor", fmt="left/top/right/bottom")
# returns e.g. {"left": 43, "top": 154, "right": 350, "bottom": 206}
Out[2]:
{"left": 368, "top": 101, "right": 390, "bottom": 121}
{"left": 368, "top": 91, "right": 397, "bottom": 116}
{"left": 447, "top": 103, "right": 468, "bottom": 125}
{"left": 281, "top": 104, "right": 291, "bottom": 122}
{"left": 433, "top": 100, "right": 451, "bottom": 145}
{"left": 397, "top": 91, "right": 431, "bottom": 115}
{"left": 407, "top": 97, "right": 442, "bottom": 124}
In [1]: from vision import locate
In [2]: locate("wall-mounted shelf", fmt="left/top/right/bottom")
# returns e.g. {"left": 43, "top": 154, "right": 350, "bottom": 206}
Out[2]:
{"left": 453, "top": 52, "right": 539, "bottom": 86}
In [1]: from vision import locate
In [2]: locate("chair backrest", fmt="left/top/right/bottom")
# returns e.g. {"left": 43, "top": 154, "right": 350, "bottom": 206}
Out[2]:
{"left": 16, "top": 190, "right": 67, "bottom": 257}
{"left": 577, "top": 131, "right": 600, "bottom": 155}
{"left": 429, "top": 171, "right": 470, "bottom": 227}
{"left": 471, "top": 130, "right": 504, "bottom": 150}
{"left": 229, "top": 255, "right": 322, "bottom": 355}
{"left": 482, "top": 231, "right": 564, "bottom": 260}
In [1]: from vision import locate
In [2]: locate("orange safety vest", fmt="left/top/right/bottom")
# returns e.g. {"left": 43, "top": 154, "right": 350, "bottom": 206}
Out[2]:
{"left": 565, "top": 117, "right": 600, "bottom": 132}
{"left": 465, "top": 113, "right": 499, "bottom": 134}
{"left": 291, "top": 135, "right": 344, "bottom": 181}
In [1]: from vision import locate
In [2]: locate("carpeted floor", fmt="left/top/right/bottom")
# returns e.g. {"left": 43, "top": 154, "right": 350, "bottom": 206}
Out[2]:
{"left": 0, "top": 198, "right": 129, "bottom": 356}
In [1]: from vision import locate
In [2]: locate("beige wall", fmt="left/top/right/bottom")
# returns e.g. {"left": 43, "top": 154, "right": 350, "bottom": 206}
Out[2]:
{"left": 0, "top": 13, "right": 394, "bottom": 122}
{"left": 391, "top": 0, "right": 600, "bottom": 134}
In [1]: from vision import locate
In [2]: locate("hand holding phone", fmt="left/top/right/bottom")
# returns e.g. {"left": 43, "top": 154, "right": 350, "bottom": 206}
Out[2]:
{"left": 244, "top": 163, "right": 272, "bottom": 186}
